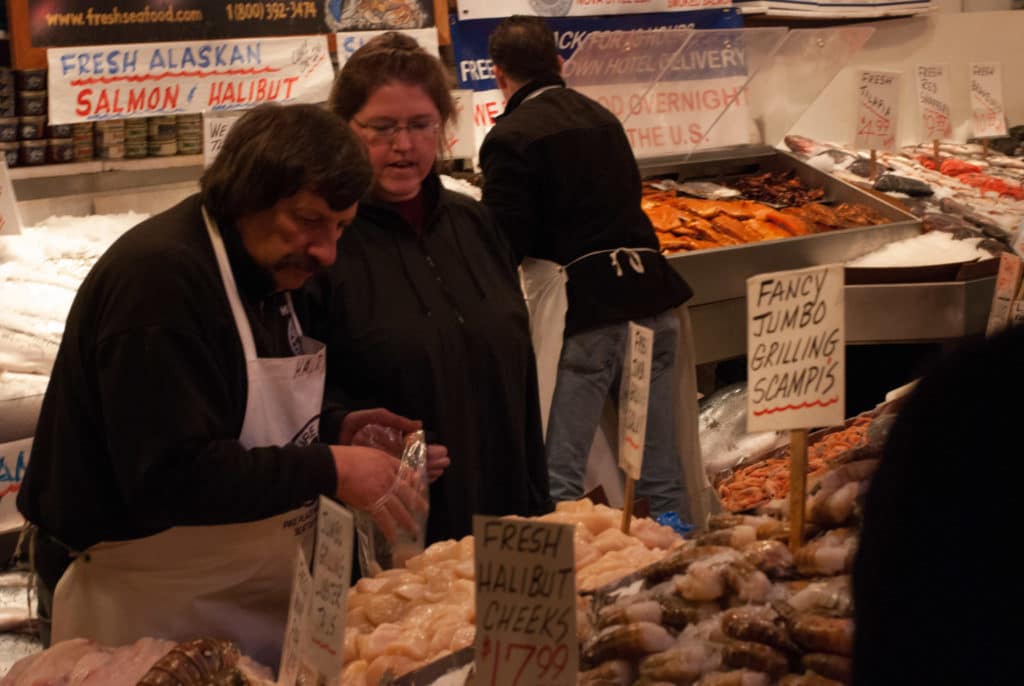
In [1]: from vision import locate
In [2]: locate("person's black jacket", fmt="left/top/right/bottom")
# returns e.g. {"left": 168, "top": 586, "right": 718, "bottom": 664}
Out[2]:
{"left": 18, "top": 195, "right": 338, "bottom": 555}
{"left": 479, "top": 76, "right": 692, "bottom": 337}
{"left": 316, "top": 172, "right": 551, "bottom": 543}
{"left": 853, "top": 326, "right": 1019, "bottom": 685}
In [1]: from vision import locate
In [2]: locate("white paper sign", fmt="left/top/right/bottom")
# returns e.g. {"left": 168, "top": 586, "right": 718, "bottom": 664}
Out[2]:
{"left": 855, "top": 69, "right": 901, "bottom": 152}
{"left": 916, "top": 64, "right": 952, "bottom": 142}
{"left": 0, "top": 159, "right": 23, "bottom": 236}
{"left": 473, "top": 516, "right": 577, "bottom": 686}
{"left": 278, "top": 547, "right": 313, "bottom": 686}
{"left": 47, "top": 35, "right": 335, "bottom": 124}
{"left": 457, "top": 0, "right": 731, "bottom": 19}
{"left": 970, "top": 62, "right": 1008, "bottom": 139}
{"left": 985, "top": 252, "right": 1022, "bottom": 337}
{"left": 446, "top": 90, "right": 476, "bottom": 160}
{"left": 202, "top": 111, "right": 244, "bottom": 167}
{"left": 747, "top": 265, "right": 845, "bottom": 433}
{"left": 618, "top": 322, "right": 654, "bottom": 481}
{"left": 306, "top": 496, "right": 353, "bottom": 683}
{"left": 336, "top": 27, "right": 439, "bottom": 68}
{"left": 0, "top": 438, "right": 30, "bottom": 533}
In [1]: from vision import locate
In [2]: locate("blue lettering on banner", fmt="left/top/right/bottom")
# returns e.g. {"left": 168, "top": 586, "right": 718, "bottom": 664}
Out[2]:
{"left": 60, "top": 42, "right": 265, "bottom": 78}
{"left": 0, "top": 450, "right": 28, "bottom": 498}
{"left": 450, "top": 9, "right": 742, "bottom": 91}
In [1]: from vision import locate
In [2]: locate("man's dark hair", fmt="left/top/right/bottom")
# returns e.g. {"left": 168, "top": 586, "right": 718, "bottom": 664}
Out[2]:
{"left": 488, "top": 15, "right": 560, "bottom": 83}
{"left": 200, "top": 103, "right": 371, "bottom": 225}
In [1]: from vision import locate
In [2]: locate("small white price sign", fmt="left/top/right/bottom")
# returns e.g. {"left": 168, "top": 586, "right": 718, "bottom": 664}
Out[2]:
{"left": 747, "top": 264, "right": 846, "bottom": 433}
{"left": 473, "top": 516, "right": 577, "bottom": 686}
{"left": 618, "top": 322, "right": 654, "bottom": 481}
{"left": 855, "top": 69, "right": 901, "bottom": 152}
{"left": 278, "top": 548, "right": 313, "bottom": 686}
{"left": 970, "top": 62, "right": 1008, "bottom": 139}
{"left": 203, "top": 111, "right": 244, "bottom": 167}
{"left": 305, "top": 496, "right": 353, "bottom": 683}
{"left": 916, "top": 64, "right": 953, "bottom": 141}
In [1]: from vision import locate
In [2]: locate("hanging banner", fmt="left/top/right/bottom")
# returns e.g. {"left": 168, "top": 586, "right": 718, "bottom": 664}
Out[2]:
{"left": 447, "top": 90, "right": 476, "bottom": 160}
{"left": 915, "top": 64, "right": 952, "bottom": 142}
{"left": 452, "top": 10, "right": 742, "bottom": 157}
{"left": 456, "top": 0, "right": 731, "bottom": 20}
{"left": 47, "top": 35, "right": 335, "bottom": 124}
{"left": 326, "top": 0, "right": 434, "bottom": 31}
{"left": 30, "top": 0, "right": 325, "bottom": 47}
{"left": 336, "top": 27, "right": 439, "bottom": 68}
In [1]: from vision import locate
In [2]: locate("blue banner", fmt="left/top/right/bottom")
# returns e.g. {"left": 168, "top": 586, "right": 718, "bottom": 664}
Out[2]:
{"left": 451, "top": 9, "right": 743, "bottom": 92}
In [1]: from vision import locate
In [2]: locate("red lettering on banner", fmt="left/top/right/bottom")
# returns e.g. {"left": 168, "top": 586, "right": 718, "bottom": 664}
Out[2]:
{"left": 76, "top": 85, "right": 180, "bottom": 116}
{"left": 207, "top": 77, "right": 301, "bottom": 107}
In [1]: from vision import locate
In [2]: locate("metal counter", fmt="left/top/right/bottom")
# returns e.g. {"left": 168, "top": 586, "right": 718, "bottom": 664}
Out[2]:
{"left": 638, "top": 146, "right": 991, "bottom": 362}
{"left": 687, "top": 277, "right": 996, "bottom": 365}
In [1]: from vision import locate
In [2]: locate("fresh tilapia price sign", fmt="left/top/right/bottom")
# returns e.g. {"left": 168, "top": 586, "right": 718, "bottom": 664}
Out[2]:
{"left": 46, "top": 35, "right": 335, "bottom": 124}
{"left": 916, "top": 64, "right": 953, "bottom": 142}
{"left": 855, "top": 69, "right": 901, "bottom": 152}
{"left": 746, "top": 265, "right": 845, "bottom": 433}
{"left": 969, "top": 62, "right": 1008, "bottom": 139}
{"left": 473, "top": 516, "right": 577, "bottom": 686}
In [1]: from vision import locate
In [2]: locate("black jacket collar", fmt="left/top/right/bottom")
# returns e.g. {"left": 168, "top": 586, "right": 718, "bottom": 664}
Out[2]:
{"left": 498, "top": 74, "right": 566, "bottom": 120}
{"left": 359, "top": 170, "right": 443, "bottom": 233}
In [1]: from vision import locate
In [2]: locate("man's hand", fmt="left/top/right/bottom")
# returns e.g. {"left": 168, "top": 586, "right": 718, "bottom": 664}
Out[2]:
{"left": 338, "top": 408, "right": 421, "bottom": 445}
{"left": 426, "top": 444, "right": 450, "bottom": 483}
{"left": 330, "top": 445, "right": 427, "bottom": 542}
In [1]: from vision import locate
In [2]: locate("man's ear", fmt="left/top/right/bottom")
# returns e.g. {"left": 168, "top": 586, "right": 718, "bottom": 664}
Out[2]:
{"left": 493, "top": 63, "right": 508, "bottom": 91}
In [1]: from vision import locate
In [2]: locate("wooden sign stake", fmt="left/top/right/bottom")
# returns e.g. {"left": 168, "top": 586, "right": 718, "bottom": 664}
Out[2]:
{"left": 788, "top": 428, "right": 809, "bottom": 553}
{"left": 621, "top": 477, "right": 636, "bottom": 534}
{"left": 870, "top": 149, "right": 878, "bottom": 181}
{"left": 932, "top": 139, "right": 941, "bottom": 166}
{"left": 983, "top": 138, "right": 990, "bottom": 160}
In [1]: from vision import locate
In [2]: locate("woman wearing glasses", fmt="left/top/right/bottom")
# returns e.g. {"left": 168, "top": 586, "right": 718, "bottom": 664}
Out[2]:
{"left": 321, "top": 33, "right": 551, "bottom": 543}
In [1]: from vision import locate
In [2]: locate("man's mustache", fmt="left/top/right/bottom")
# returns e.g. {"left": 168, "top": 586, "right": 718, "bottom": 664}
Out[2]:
{"left": 273, "top": 254, "right": 321, "bottom": 273}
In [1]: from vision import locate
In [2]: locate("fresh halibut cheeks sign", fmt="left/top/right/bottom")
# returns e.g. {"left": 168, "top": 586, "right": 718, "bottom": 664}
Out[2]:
{"left": 47, "top": 35, "right": 335, "bottom": 124}
{"left": 747, "top": 265, "right": 845, "bottom": 433}
{"left": 474, "top": 516, "right": 577, "bottom": 686}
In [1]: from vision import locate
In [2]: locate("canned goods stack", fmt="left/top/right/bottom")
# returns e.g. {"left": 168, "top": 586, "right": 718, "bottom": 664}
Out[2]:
{"left": 72, "top": 122, "right": 95, "bottom": 161}
{"left": 46, "top": 123, "right": 74, "bottom": 164}
{"left": 125, "top": 118, "right": 148, "bottom": 159}
{"left": 176, "top": 114, "right": 202, "bottom": 155}
{"left": 148, "top": 116, "right": 177, "bottom": 156}
{"left": 0, "top": 68, "right": 16, "bottom": 168}
{"left": 14, "top": 68, "right": 50, "bottom": 167}
{"left": 95, "top": 120, "right": 126, "bottom": 160}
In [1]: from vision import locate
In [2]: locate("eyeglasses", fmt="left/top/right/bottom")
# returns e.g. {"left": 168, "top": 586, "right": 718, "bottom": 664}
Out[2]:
{"left": 351, "top": 117, "right": 441, "bottom": 145}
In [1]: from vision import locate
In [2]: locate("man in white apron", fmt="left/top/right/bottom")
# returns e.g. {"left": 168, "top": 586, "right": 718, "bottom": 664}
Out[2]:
{"left": 18, "top": 104, "right": 442, "bottom": 670}
{"left": 481, "top": 17, "right": 709, "bottom": 524}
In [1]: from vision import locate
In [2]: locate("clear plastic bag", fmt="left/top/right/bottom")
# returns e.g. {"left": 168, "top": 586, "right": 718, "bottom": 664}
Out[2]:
{"left": 352, "top": 426, "right": 429, "bottom": 577}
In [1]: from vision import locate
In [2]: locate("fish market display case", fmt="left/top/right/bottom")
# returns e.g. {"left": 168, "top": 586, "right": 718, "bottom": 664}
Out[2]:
{"left": 564, "top": 26, "right": 995, "bottom": 365}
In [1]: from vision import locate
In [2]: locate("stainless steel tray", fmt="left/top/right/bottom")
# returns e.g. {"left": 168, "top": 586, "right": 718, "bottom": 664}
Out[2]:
{"left": 640, "top": 148, "right": 922, "bottom": 306}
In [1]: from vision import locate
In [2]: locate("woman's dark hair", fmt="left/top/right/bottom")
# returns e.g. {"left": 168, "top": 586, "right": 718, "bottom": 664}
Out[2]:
{"left": 200, "top": 103, "right": 371, "bottom": 224}
{"left": 488, "top": 15, "right": 560, "bottom": 83}
{"left": 328, "top": 31, "right": 455, "bottom": 126}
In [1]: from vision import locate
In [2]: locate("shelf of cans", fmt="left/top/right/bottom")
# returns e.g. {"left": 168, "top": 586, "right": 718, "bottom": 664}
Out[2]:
{"left": 0, "top": 68, "right": 202, "bottom": 168}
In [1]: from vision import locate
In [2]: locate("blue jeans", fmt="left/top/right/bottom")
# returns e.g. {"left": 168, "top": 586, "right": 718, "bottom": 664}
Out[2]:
{"left": 546, "top": 310, "right": 687, "bottom": 517}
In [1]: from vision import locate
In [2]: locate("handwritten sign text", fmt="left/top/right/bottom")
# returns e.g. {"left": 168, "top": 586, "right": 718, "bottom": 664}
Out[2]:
{"left": 916, "top": 64, "right": 952, "bottom": 141}
{"left": 474, "top": 516, "right": 577, "bottom": 686}
{"left": 855, "top": 69, "right": 901, "bottom": 152}
{"left": 747, "top": 265, "right": 845, "bottom": 432}
{"left": 970, "top": 62, "right": 1008, "bottom": 139}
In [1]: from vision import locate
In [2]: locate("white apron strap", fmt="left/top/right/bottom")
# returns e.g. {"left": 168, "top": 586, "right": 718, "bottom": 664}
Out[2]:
{"left": 202, "top": 206, "right": 258, "bottom": 362}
